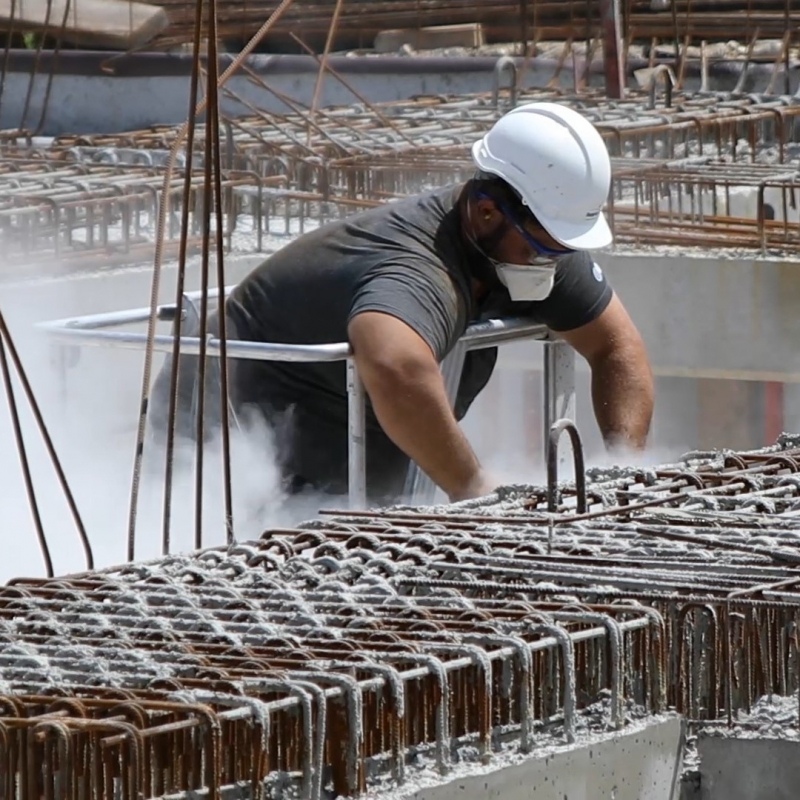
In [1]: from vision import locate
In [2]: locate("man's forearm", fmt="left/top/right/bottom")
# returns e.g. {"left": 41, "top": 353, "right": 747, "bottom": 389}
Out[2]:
{"left": 590, "top": 348, "right": 654, "bottom": 450}
{"left": 358, "top": 359, "right": 491, "bottom": 500}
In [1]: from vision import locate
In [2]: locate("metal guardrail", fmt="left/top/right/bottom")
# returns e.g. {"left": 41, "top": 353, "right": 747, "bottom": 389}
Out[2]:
{"left": 39, "top": 286, "right": 576, "bottom": 506}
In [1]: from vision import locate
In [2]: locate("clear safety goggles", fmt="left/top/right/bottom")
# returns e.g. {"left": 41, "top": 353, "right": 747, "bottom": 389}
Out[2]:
{"left": 498, "top": 201, "right": 575, "bottom": 261}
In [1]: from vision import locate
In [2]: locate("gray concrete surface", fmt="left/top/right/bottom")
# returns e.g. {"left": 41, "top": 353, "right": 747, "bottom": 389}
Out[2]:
{"left": 9, "top": 247, "right": 800, "bottom": 384}
{"left": 395, "top": 718, "right": 686, "bottom": 800}
{"left": 3, "top": 51, "right": 794, "bottom": 135}
{"left": 466, "top": 249, "right": 800, "bottom": 464}
{"left": 696, "top": 736, "right": 800, "bottom": 800}
{"left": 596, "top": 251, "right": 800, "bottom": 383}
{"left": 2, "top": 54, "right": 550, "bottom": 134}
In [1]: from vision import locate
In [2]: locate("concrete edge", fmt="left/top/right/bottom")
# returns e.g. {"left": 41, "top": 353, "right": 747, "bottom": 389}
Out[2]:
{"left": 363, "top": 716, "right": 686, "bottom": 800}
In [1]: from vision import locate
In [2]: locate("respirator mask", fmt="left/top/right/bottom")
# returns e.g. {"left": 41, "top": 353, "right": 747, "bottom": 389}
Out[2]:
{"left": 495, "top": 259, "right": 556, "bottom": 302}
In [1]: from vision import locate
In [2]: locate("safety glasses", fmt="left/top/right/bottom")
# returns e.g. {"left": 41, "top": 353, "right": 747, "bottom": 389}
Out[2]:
{"left": 499, "top": 202, "right": 575, "bottom": 259}
{"left": 475, "top": 190, "right": 575, "bottom": 259}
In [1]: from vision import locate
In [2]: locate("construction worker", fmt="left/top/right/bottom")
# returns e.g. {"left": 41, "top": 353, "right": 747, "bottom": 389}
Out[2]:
{"left": 152, "top": 102, "right": 654, "bottom": 505}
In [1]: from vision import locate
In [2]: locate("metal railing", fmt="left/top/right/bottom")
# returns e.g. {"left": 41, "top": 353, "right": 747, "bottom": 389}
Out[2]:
{"left": 39, "top": 287, "right": 576, "bottom": 506}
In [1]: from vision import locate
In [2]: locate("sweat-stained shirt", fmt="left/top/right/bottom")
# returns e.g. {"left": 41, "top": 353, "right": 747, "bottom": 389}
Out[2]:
{"left": 218, "top": 183, "right": 613, "bottom": 503}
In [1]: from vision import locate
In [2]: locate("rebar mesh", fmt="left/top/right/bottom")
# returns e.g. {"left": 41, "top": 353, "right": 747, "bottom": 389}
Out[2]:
{"left": 2, "top": 438, "right": 800, "bottom": 797}
{"left": 0, "top": 89, "right": 794, "bottom": 273}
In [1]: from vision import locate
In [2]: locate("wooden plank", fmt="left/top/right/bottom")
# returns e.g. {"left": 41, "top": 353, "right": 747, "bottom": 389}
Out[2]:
{"left": 374, "top": 23, "right": 485, "bottom": 53}
{"left": 0, "top": 0, "right": 169, "bottom": 49}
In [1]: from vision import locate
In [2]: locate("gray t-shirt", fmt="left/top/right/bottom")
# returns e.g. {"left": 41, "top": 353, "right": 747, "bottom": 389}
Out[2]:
{"left": 226, "top": 183, "right": 612, "bottom": 501}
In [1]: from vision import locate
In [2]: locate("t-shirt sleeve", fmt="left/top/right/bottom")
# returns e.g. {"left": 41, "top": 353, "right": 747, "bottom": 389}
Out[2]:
{"left": 348, "top": 261, "right": 465, "bottom": 362}
{"left": 534, "top": 251, "right": 613, "bottom": 332}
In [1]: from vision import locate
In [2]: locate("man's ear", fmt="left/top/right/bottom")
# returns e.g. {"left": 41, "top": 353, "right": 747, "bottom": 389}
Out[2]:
{"left": 474, "top": 196, "right": 500, "bottom": 225}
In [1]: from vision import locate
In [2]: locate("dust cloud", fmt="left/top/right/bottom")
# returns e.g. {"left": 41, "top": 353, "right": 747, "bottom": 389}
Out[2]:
{"left": 0, "top": 268, "right": 316, "bottom": 584}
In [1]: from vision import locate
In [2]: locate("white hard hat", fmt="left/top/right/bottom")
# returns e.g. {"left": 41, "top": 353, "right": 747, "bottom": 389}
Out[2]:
{"left": 471, "top": 102, "right": 613, "bottom": 250}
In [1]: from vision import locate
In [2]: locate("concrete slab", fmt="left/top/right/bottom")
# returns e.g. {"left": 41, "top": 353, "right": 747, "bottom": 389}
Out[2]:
{"left": 397, "top": 718, "right": 686, "bottom": 800}
{"left": 0, "top": 53, "right": 547, "bottom": 135}
{"left": 596, "top": 251, "right": 800, "bottom": 383}
{"left": 698, "top": 736, "right": 800, "bottom": 800}
{"left": 3, "top": 50, "right": 796, "bottom": 135}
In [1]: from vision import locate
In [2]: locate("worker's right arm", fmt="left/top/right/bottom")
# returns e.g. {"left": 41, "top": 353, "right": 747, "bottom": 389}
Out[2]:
{"left": 348, "top": 310, "right": 495, "bottom": 501}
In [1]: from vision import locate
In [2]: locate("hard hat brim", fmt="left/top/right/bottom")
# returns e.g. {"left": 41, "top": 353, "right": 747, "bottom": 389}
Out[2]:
{"left": 535, "top": 208, "right": 614, "bottom": 251}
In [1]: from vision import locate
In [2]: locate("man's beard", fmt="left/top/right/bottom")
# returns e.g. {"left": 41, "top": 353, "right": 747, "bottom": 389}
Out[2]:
{"left": 465, "top": 218, "right": 513, "bottom": 287}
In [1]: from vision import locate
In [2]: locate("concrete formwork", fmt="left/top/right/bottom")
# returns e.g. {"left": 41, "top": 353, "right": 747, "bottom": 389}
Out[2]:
{"left": 6, "top": 234, "right": 800, "bottom": 393}
{"left": 0, "top": 254, "right": 266, "bottom": 429}
{"left": 601, "top": 250, "right": 800, "bottom": 451}
{"left": 692, "top": 736, "right": 800, "bottom": 800}
{"left": 463, "top": 249, "right": 800, "bottom": 464}
{"left": 0, "top": 53, "right": 556, "bottom": 135}
{"left": 598, "top": 252, "right": 800, "bottom": 383}
{"left": 383, "top": 718, "right": 686, "bottom": 800}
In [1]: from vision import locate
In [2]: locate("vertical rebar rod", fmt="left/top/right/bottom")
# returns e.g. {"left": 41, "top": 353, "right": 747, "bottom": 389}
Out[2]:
{"left": 0, "top": 309, "right": 91, "bottom": 571}
{"left": 126, "top": 0, "right": 296, "bottom": 562}
{"left": 600, "top": 0, "right": 625, "bottom": 98}
{"left": 18, "top": 0, "right": 53, "bottom": 131}
{"left": 195, "top": 56, "right": 215, "bottom": 551}
{"left": 207, "top": 0, "right": 235, "bottom": 544}
{"left": 309, "top": 0, "right": 346, "bottom": 124}
{"left": 0, "top": 327, "right": 53, "bottom": 577}
{"left": 33, "top": 0, "right": 71, "bottom": 135}
{"left": 0, "top": 0, "right": 18, "bottom": 121}
{"left": 784, "top": 0, "right": 792, "bottom": 95}
{"left": 161, "top": 0, "right": 205, "bottom": 557}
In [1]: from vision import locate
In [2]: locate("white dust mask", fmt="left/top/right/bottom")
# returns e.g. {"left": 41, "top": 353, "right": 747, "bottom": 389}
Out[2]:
{"left": 495, "top": 262, "right": 555, "bottom": 302}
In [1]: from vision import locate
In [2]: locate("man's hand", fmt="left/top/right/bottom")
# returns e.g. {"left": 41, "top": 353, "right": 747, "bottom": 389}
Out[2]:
{"left": 560, "top": 293, "right": 654, "bottom": 450}
{"left": 348, "top": 311, "right": 492, "bottom": 502}
{"left": 450, "top": 470, "right": 499, "bottom": 502}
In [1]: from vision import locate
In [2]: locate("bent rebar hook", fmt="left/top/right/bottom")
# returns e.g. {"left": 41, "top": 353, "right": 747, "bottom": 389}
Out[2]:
{"left": 546, "top": 418, "right": 587, "bottom": 514}
{"left": 492, "top": 56, "right": 518, "bottom": 111}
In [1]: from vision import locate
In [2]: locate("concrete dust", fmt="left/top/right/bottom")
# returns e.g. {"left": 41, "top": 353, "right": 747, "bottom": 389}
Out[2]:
{"left": 0, "top": 344, "right": 294, "bottom": 581}
{"left": 0, "top": 253, "right": 332, "bottom": 583}
{"left": 700, "top": 693, "right": 800, "bottom": 741}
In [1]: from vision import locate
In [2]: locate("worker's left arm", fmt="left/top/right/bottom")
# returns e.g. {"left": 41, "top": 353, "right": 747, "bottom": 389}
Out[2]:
{"left": 559, "top": 293, "right": 654, "bottom": 450}
{"left": 533, "top": 253, "right": 653, "bottom": 451}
